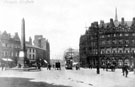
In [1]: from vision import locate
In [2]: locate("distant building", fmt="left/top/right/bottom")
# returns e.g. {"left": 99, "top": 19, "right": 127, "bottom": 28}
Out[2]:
{"left": 33, "top": 35, "right": 50, "bottom": 63}
{"left": 79, "top": 9, "right": 135, "bottom": 68}
{"left": 64, "top": 48, "right": 80, "bottom": 63}
{"left": 33, "top": 35, "right": 46, "bottom": 49}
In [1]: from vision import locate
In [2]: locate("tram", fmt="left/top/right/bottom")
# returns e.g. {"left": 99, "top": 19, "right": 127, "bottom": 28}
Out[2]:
{"left": 65, "top": 58, "right": 73, "bottom": 69}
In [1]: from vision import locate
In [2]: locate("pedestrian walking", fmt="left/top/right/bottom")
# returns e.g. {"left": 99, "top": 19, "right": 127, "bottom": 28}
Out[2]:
{"left": 122, "top": 63, "right": 129, "bottom": 77}
{"left": 1, "top": 62, "right": 5, "bottom": 71}
{"left": 125, "top": 63, "right": 129, "bottom": 77}
{"left": 53, "top": 64, "right": 55, "bottom": 69}
{"left": 76, "top": 64, "right": 78, "bottom": 70}
{"left": 102, "top": 63, "right": 106, "bottom": 70}
{"left": 89, "top": 63, "right": 92, "bottom": 69}
{"left": 37, "top": 61, "right": 41, "bottom": 71}
{"left": 122, "top": 65, "right": 125, "bottom": 76}
{"left": 106, "top": 63, "right": 110, "bottom": 71}
{"left": 47, "top": 64, "right": 51, "bottom": 70}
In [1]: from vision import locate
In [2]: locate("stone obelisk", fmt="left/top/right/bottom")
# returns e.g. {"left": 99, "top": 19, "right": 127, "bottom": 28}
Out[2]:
{"left": 22, "top": 18, "right": 26, "bottom": 57}
{"left": 18, "top": 18, "right": 27, "bottom": 68}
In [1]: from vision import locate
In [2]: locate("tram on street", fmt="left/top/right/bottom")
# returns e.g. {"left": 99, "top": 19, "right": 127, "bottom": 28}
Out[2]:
{"left": 65, "top": 59, "right": 73, "bottom": 69}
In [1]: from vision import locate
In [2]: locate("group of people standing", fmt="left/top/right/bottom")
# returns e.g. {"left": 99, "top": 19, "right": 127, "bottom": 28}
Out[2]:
{"left": 104, "top": 62, "right": 116, "bottom": 72}
{"left": 89, "top": 62, "right": 130, "bottom": 77}
{"left": 1, "top": 62, "right": 6, "bottom": 71}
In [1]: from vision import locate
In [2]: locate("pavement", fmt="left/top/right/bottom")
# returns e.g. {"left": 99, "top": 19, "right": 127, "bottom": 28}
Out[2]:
{"left": 0, "top": 67, "right": 135, "bottom": 87}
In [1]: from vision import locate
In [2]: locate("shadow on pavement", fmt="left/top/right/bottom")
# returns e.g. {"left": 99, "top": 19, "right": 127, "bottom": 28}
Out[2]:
{"left": 0, "top": 77, "right": 71, "bottom": 87}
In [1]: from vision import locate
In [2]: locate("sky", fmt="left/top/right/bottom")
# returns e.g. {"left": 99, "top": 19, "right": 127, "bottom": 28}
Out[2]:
{"left": 0, "top": 0, "right": 135, "bottom": 59}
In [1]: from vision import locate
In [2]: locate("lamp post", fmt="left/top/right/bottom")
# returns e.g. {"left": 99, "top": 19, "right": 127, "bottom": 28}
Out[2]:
{"left": 95, "top": 22, "right": 100, "bottom": 74}
{"left": 134, "top": 56, "right": 135, "bottom": 73}
{"left": 131, "top": 56, "right": 134, "bottom": 71}
{"left": 6, "top": 56, "right": 8, "bottom": 70}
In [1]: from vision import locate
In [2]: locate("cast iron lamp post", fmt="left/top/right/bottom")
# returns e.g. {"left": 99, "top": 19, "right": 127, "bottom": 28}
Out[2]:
{"left": 95, "top": 22, "right": 100, "bottom": 74}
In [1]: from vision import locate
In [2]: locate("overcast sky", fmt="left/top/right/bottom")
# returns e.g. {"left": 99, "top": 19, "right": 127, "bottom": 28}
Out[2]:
{"left": 0, "top": 0, "right": 135, "bottom": 59}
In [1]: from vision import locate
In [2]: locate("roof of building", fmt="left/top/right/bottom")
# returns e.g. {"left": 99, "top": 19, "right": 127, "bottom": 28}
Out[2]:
{"left": 0, "top": 31, "right": 20, "bottom": 41}
{"left": 99, "top": 20, "right": 132, "bottom": 28}
{"left": 26, "top": 44, "right": 46, "bottom": 51}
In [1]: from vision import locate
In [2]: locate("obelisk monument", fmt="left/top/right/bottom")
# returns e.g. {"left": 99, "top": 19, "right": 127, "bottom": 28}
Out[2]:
{"left": 18, "top": 18, "right": 27, "bottom": 67}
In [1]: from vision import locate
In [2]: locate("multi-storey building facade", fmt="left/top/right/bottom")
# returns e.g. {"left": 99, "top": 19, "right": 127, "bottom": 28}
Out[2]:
{"left": 80, "top": 14, "right": 135, "bottom": 68}
{"left": 0, "top": 31, "right": 21, "bottom": 67}
{"left": 26, "top": 44, "right": 48, "bottom": 67}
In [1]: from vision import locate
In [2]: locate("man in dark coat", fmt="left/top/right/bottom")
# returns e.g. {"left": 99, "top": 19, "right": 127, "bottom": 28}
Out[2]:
{"left": 122, "top": 63, "right": 129, "bottom": 77}
{"left": 1, "top": 62, "right": 5, "bottom": 71}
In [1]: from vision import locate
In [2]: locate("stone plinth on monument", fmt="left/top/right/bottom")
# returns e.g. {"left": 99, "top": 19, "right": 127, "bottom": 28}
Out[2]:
{"left": 18, "top": 51, "right": 25, "bottom": 67}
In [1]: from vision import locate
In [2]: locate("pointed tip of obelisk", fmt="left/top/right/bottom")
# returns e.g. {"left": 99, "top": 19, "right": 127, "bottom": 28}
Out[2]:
{"left": 22, "top": 17, "right": 25, "bottom": 21}
{"left": 114, "top": 7, "right": 118, "bottom": 22}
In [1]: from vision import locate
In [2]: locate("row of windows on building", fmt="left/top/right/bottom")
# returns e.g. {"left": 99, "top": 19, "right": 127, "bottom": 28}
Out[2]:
{"left": 99, "top": 26, "right": 132, "bottom": 31}
{"left": 1, "top": 43, "right": 20, "bottom": 49}
{"left": 1, "top": 51, "right": 19, "bottom": 57}
{"left": 1, "top": 51, "right": 36, "bottom": 60}
{"left": 27, "top": 48, "right": 36, "bottom": 60}
{"left": 86, "top": 40, "right": 133, "bottom": 48}
{"left": 100, "top": 33, "right": 135, "bottom": 38}
{"left": 86, "top": 33, "right": 135, "bottom": 40}
{"left": 27, "top": 54, "right": 36, "bottom": 60}
{"left": 90, "top": 48, "right": 135, "bottom": 54}
{"left": 27, "top": 48, "right": 36, "bottom": 53}
{"left": 87, "top": 39, "right": 135, "bottom": 46}
{"left": 100, "top": 39, "right": 135, "bottom": 45}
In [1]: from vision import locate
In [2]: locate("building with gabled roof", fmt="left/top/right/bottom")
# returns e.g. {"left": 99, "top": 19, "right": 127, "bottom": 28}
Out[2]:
{"left": 79, "top": 9, "right": 135, "bottom": 69}
{"left": 0, "top": 31, "right": 21, "bottom": 67}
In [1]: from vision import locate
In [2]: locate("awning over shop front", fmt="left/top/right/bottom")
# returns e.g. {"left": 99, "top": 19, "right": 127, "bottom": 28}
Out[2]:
{"left": 1, "top": 58, "right": 13, "bottom": 62}
{"left": 44, "top": 60, "right": 48, "bottom": 64}
{"left": 73, "top": 62, "right": 79, "bottom": 65}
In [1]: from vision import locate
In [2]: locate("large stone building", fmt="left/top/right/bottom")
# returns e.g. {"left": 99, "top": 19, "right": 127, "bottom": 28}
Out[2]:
{"left": 79, "top": 10, "right": 135, "bottom": 68}
{"left": 0, "top": 31, "right": 21, "bottom": 67}
{"left": 26, "top": 41, "right": 49, "bottom": 67}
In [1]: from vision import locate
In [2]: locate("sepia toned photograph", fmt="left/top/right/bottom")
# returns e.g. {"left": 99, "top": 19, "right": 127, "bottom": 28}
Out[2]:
{"left": 0, "top": 0, "right": 135, "bottom": 87}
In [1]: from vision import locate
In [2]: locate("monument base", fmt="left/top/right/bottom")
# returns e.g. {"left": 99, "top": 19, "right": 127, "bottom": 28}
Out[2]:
{"left": 18, "top": 57, "right": 24, "bottom": 68}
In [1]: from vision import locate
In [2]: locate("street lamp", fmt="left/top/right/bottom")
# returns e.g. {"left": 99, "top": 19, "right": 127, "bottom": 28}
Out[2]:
{"left": 131, "top": 56, "right": 134, "bottom": 71}
{"left": 95, "top": 22, "right": 100, "bottom": 74}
